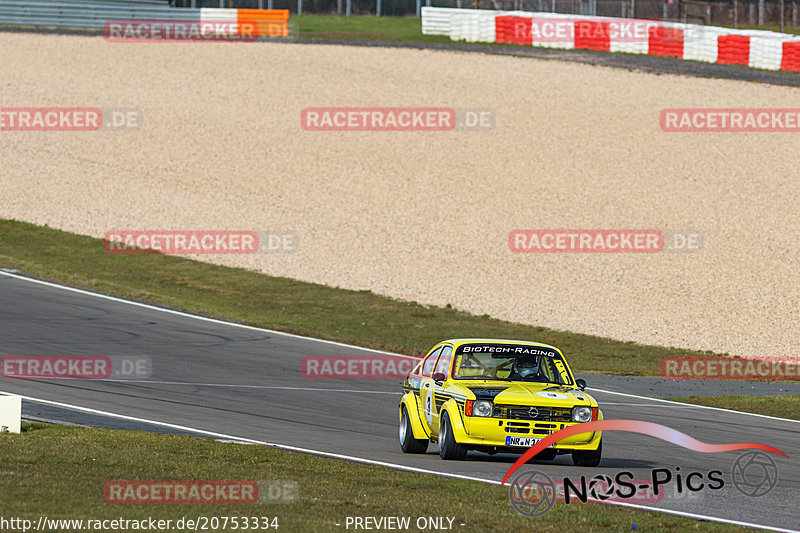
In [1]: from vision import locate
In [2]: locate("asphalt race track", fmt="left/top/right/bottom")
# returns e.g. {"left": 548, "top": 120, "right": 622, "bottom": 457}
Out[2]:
{"left": 1, "top": 271, "right": 798, "bottom": 532}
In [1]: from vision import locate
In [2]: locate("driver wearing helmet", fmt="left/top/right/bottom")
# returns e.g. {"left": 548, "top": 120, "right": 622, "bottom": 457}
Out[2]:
{"left": 510, "top": 355, "right": 544, "bottom": 381}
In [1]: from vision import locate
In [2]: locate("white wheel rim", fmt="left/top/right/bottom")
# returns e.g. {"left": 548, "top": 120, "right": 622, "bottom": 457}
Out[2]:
{"left": 399, "top": 411, "right": 407, "bottom": 444}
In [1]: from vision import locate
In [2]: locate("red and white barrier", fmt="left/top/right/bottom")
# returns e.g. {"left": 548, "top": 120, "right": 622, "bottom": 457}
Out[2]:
{"left": 422, "top": 7, "right": 800, "bottom": 72}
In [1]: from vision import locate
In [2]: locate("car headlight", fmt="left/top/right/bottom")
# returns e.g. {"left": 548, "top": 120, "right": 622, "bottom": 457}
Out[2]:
{"left": 473, "top": 400, "right": 493, "bottom": 417}
{"left": 465, "top": 400, "right": 493, "bottom": 417}
{"left": 572, "top": 406, "right": 592, "bottom": 422}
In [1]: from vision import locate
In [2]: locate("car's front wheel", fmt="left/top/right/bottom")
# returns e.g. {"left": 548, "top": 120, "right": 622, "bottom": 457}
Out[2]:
{"left": 399, "top": 406, "right": 428, "bottom": 454}
{"left": 438, "top": 412, "right": 467, "bottom": 460}
{"left": 572, "top": 439, "right": 602, "bottom": 467}
{"left": 534, "top": 448, "right": 558, "bottom": 461}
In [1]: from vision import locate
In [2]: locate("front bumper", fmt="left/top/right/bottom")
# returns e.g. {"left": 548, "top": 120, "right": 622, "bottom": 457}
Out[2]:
{"left": 456, "top": 413, "right": 602, "bottom": 451}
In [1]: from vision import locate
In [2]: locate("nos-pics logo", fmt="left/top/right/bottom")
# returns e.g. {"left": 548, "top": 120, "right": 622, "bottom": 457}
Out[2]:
{"left": 508, "top": 451, "right": 779, "bottom": 517}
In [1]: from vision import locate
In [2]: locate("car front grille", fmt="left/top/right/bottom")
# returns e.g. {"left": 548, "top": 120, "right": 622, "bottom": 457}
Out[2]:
{"left": 493, "top": 405, "right": 572, "bottom": 422}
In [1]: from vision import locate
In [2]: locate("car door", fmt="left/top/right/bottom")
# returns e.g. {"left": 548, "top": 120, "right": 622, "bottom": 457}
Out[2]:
{"left": 429, "top": 344, "right": 454, "bottom": 435}
{"left": 417, "top": 346, "right": 442, "bottom": 436}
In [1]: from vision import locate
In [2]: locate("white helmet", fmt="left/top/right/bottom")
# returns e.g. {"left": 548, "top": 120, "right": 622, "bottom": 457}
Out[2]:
{"left": 514, "top": 356, "right": 540, "bottom": 378}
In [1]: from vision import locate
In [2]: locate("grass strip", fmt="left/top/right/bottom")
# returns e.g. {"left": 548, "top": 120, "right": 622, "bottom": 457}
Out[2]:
{"left": 294, "top": 15, "right": 453, "bottom": 43}
{"left": 0, "top": 423, "right": 751, "bottom": 532}
{"left": 0, "top": 219, "right": 721, "bottom": 377}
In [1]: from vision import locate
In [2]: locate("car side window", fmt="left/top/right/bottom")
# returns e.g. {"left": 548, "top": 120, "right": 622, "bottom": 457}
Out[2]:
{"left": 552, "top": 358, "right": 571, "bottom": 385}
{"left": 421, "top": 347, "right": 442, "bottom": 377}
{"left": 433, "top": 345, "right": 453, "bottom": 377}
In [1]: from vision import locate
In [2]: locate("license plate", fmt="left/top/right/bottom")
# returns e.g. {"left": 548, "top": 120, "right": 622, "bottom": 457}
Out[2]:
{"left": 505, "top": 436, "right": 552, "bottom": 447}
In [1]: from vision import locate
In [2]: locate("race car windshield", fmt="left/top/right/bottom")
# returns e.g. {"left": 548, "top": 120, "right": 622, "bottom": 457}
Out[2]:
{"left": 452, "top": 344, "right": 571, "bottom": 385}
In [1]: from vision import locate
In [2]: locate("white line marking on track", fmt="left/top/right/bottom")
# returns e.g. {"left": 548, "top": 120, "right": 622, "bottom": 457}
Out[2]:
{"left": 2, "top": 390, "right": 797, "bottom": 533}
{"left": 596, "top": 500, "right": 800, "bottom": 533}
{"left": 600, "top": 402, "right": 696, "bottom": 407}
{"left": 0, "top": 270, "right": 401, "bottom": 355}
{"left": 1, "top": 390, "right": 491, "bottom": 483}
{"left": 589, "top": 387, "right": 800, "bottom": 424}
{"left": 101, "top": 379, "right": 400, "bottom": 395}
{"left": 3, "top": 269, "right": 797, "bottom": 425}
{"left": 3, "top": 269, "right": 799, "bottom": 426}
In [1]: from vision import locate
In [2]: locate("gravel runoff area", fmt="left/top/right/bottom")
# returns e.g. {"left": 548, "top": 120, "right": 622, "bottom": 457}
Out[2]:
{"left": 1, "top": 31, "right": 799, "bottom": 359}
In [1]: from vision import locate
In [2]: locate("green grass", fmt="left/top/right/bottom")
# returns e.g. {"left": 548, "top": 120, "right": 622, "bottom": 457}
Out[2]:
{"left": 0, "top": 219, "right": 722, "bottom": 377}
{"left": 0, "top": 423, "right": 754, "bottom": 532}
{"left": 669, "top": 395, "right": 800, "bottom": 421}
{"left": 294, "top": 14, "right": 453, "bottom": 43}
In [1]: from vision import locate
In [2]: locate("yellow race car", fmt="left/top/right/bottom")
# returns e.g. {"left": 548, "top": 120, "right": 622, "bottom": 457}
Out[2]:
{"left": 399, "top": 339, "right": 603, "bottom": 465}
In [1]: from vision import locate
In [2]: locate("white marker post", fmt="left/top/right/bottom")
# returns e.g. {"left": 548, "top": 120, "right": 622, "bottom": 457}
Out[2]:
{"left": 0, "top": 395, "right": 22, "bottom": 433}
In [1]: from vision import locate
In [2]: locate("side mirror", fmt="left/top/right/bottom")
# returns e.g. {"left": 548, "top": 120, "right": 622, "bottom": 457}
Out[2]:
{"left": 575, "top": 378, "right": 587, "bottom": 391}
{"left": 432, "top": 372, "right": 447, "bottom": 384}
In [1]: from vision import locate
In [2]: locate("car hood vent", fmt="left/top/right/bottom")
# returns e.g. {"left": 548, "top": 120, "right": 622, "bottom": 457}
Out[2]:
{"left": 467, "top": 387, "right": 508, "bottom": 400}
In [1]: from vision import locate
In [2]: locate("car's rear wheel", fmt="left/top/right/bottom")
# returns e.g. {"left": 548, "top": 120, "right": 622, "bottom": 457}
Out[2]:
{"left": 572, "top": 439, "right": 602, "bottom": 467}
{"left": 399, "top": 406, "right": 428, "bottom": 454}
{"left": 438, "top": 412, "right": 467, "bottom": 460}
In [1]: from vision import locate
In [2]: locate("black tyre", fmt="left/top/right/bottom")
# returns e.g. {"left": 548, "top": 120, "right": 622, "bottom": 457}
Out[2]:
{"left": 438, "top": 412, "right": 468, "bottom": 460}
{"left": 399, "top": 406, "right": 428, "bottom": 454}
{"left": 534, "top": 448, "right": 558, "bottom": 461}
{"left": 572, "top": 439, "right": 602, "bottom": 467}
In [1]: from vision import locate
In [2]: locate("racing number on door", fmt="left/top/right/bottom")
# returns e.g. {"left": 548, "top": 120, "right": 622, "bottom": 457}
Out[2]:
{"left": 424, "top": 385, "right": 434, "bottom": 426}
